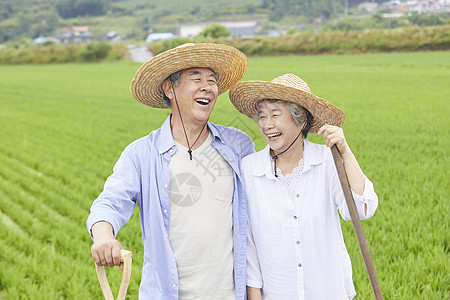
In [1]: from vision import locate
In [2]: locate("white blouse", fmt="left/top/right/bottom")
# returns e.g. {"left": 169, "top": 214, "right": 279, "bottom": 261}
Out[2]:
{"left": 242, "top": 139, "right": 378, "bottom": 300}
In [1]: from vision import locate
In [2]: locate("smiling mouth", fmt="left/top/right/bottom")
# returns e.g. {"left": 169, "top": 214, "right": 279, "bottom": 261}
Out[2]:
{"left": 195, "top": 99, "right": 210, "bottom": 105}
{"left": 267, "top": 132, "right": 282, "bottom": 139}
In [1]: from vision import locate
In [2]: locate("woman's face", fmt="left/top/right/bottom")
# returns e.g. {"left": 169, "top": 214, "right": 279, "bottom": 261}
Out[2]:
{"left": 257, "top": 101, "right": 303, "bottom": 153}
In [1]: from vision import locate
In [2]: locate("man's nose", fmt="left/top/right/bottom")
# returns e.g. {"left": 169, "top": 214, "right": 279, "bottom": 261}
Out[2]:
{"left": 200, "top": 81, "right": 212, "bottom": 92}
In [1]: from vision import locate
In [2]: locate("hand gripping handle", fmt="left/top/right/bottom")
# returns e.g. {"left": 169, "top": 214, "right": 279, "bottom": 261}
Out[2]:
{"left": 95, "top": 250, "right": 132, "bottom": 300}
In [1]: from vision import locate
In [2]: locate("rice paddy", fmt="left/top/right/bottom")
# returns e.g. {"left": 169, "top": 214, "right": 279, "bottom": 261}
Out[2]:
{"left": 0, "top": 51, "right": 448, "bottom": 299}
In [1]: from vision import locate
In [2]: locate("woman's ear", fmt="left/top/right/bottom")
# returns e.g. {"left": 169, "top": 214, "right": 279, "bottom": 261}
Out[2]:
{"left": 162, "top": 80, "right": 174, "bottom": 100}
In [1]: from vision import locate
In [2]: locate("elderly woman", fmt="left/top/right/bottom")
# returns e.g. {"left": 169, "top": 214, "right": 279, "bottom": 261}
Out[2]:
{"left": 229, "top": 74, "right": 379, "bottom": 300}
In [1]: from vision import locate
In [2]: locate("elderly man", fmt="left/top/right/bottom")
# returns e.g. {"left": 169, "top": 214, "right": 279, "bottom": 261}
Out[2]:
{"left": 87, "top": 43, "right": 254, "bottom": 299}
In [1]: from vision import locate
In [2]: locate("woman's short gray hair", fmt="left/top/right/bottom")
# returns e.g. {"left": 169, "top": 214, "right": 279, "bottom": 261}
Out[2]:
{"left": 254, "top": 99, "right": 313, "bottom": 138}
{"left": 161, "top": 70, "right": 183, "bottom": 108}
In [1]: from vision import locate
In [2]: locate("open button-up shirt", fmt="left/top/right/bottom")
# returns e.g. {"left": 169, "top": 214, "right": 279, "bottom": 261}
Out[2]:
{"left": 243, "top": 139, "right": 378, "bottom": 300}
{"left": 87, "top": 115, "right": 254, "bottom": 299}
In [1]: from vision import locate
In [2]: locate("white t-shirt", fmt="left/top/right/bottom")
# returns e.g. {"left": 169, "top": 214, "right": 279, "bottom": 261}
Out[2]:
{"left": 243, "top": 140, "right": 379, "bottom": 300}
{"left": 169, "top": 132, "right": 236, "bottom": 300}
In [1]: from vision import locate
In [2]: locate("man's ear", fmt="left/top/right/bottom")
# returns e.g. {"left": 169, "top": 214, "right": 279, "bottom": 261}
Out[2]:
{"left": 162, "top": 80, "right": 174, "bottom": 100}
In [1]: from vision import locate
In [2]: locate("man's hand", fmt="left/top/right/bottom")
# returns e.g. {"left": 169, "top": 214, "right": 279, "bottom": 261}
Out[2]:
{"left": 91, "top": 221, "right": 124, "bottom": 270}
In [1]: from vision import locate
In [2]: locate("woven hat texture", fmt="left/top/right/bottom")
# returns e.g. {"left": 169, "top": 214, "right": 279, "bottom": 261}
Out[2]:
{"left": 229, "top": 73, "right": 345, "bottom": 134}
{"left": 131, "top": 43, "right": 248, "bottom": 108}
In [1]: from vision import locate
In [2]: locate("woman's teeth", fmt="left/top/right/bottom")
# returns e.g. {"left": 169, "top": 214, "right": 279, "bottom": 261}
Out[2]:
{"left": 268, "top": 133, "right": 281, "bottom": 138}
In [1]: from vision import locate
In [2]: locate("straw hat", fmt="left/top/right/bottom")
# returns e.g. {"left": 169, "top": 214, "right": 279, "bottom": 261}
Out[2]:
{"left": 229, "top": 73, "right": 345, "bottom": 134}
{"left": 131, "top": 43, "right": 248, "bottom": 108}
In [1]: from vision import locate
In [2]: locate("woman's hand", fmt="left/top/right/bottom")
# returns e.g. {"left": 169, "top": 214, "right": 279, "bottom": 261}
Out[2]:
{"left": 318, "top": 124, "right": 350, "bottom": 156}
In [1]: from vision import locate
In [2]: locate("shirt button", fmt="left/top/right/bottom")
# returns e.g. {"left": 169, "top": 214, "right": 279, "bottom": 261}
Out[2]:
{"left": 296, "top": 194, "right": 300, "bottom": 197}
{"left": 164, "top": 184, "right": 168, "bottom": 188}
{"left": 298, "top": 263, "right": 302, "bottom": 267}
{"left": 294, "top": 215, "right": 298, "bottom": 220}
{"left": 171, "top": 258, "right": 175, "bottom": 262}
{"left": 164, "top": 209, "right": 168, "bottom": 214}
{"left": 296, "top": 241, "right": 300, "bottom": 245}
{"left": 172, "top": 283, "right": 176, "bottom": 288}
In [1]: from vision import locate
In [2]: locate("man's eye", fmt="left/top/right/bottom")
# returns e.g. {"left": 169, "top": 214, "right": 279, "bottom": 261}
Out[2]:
{"left": 259, "top": 115, "right": 266, "bottom": 119}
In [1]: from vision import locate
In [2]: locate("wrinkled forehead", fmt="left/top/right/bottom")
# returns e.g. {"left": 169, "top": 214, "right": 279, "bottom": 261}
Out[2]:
{"left": 182, "top": 67, "right": 217, "bottom": 79}
{"left": 257, "top": 99, "right": 288, "bottom": 113}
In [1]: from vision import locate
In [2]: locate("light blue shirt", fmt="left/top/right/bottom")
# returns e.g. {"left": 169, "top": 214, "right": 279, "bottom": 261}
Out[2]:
{"left": 87, "top": 115, "right": 255, "bottom": 299}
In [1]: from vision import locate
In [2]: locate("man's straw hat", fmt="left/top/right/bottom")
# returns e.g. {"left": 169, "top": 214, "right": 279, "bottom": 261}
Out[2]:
{"left": 229, "top": 73, "right": 345, "bottom": 134}
{"left": 131, "top": 43, "right": 248, "bottom": 108}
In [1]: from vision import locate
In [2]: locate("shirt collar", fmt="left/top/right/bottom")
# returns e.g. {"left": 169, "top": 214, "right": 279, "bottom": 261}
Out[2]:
{"left": 159, "top": 114, "right": 176, "bottom": 154}
{"left": 252, "top": 139, "right": 325, "bottom": 179}
{"left": 159, "top": 114, "right": 224, "bottom": 154}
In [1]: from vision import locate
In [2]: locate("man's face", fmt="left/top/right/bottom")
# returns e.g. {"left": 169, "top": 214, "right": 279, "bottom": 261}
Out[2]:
{"left": 165, "top": 68, "right": 218, "bottom": 125}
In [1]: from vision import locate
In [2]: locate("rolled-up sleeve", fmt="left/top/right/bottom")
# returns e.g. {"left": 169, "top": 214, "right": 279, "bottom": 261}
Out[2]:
{"left": 86, "top": 145, "right": 140, "bottom": 239}
{"left": 335, "top": 176, "right": 379, "bottom": 221}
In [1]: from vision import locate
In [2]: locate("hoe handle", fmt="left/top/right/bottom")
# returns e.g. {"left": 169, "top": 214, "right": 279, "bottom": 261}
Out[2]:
{"left": 95, "top": 250, "right": 132, "bottom": 300}
{"left": 331, "top": 145, "right": 383, "bottom": 300}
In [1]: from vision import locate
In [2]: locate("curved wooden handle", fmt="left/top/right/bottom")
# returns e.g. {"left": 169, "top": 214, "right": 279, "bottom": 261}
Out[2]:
{"left": 95, "top": 250, "right": 132, "bottom": 300}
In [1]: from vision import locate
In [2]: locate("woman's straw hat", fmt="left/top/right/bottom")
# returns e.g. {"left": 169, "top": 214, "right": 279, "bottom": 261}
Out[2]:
{"left": 229, "top": 73, "right": 345, "bottom": 134}
{"left": 131, "top": 43, "right": 248, "bottom": 108}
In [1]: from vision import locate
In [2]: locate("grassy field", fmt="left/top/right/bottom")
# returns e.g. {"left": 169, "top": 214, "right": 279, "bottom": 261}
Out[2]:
{"left": 0, "top": 51, "right": 449, "bottom": 299}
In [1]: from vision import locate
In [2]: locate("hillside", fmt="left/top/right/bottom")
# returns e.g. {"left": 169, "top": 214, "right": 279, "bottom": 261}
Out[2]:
{"left": 0, "top": 0, "right": 421, "bottom": 43}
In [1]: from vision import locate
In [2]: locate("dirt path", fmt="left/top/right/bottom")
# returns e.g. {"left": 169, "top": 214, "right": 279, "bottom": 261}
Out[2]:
{"left": 127, "top": 44, "right": 153, "bottom": 63}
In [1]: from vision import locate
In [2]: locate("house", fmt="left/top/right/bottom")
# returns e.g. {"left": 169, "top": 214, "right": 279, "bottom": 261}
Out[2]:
{"left": 358, "top": 2, "right": 379, "bottom": 12}
{"left": 179, "top": 24, "right": 207, "bottom": 38}
{"left": 145, "top": 32, "right": 175, "bottom": 43}
{"left": 179, "top": 21, "right": 259, "bottom": 38}
{"left": 33, "top": 36, "right": 61, "bottom": 44}
{"left": 60, "top": 26, "right": 92, "bottom": 44}
{"left": 220, "top": 21, "right": 259, "bottom": 38}
{"left": 106, "top": 31, "right": 121, "bottom": 43}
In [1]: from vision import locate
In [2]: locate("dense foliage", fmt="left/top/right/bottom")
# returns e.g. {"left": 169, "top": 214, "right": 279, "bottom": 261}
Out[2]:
{"left": 56, "top": 0, "right": 110, "bottom": 19}
{"left": 0, "top": 41, "right": 126, "bottom": 64}
{"left": 150, "top": 25, "right": 450, "bottom": 56}
{"left": 199, "top": 24, "right": 231, "bottom": 38}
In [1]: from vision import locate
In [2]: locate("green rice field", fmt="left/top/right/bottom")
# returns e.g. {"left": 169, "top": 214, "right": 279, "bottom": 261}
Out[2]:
{"left": 0, "top": 51, "right": 449, "bottom": 299}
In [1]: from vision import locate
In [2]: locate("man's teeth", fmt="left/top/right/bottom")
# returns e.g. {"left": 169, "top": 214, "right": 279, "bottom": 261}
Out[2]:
{"left": 196, "top": 99, "right": 210, "bottom": 104}
{"left": 268, "top": 133, "right": 281, "bottom": 138}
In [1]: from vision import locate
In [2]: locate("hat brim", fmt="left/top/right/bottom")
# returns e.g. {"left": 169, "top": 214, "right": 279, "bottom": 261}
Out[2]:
{"left": 131, "top": 43, "right": 248, "bottom": 108}
{"left": 229, "top": 81, "right": 345, "bottom": 134}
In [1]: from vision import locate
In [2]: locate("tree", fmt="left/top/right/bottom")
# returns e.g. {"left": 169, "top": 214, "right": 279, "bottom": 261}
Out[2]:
{"left": 198, "top": 24, "right": 231, "bottom": 38}
{"left": 56, "top": 0, "right": 110, "bottom": 19}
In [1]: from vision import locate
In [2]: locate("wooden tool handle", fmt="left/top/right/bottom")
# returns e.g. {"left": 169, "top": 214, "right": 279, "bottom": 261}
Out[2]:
{"left": 95, "top": 250, "right": 132, "bottom": 300}
{"left": 331, "top": 145, "right": 383, "bottom": 300}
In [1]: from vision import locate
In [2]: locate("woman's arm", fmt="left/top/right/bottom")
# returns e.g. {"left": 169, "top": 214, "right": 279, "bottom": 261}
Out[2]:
{"left": 247, "top": 286, "right": 262, "bottom": 300}
{"left": 318, "top": 124, "right": 366, "bottom": 196}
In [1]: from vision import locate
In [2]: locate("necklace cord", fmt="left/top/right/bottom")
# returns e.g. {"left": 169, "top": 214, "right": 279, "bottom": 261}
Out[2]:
{"left": 271, "top": 123, "right": 305, "bottom": 177}
{"left": 171, "top": 84, "right": 208, "bottom": 160}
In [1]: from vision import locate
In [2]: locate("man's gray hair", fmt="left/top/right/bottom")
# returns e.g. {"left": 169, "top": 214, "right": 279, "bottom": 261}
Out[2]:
{"left": 161, "top": 70, "right": 183, "bottom": 108}
{"left": 254, "top": 99, "right": 313, "bottom": 138}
